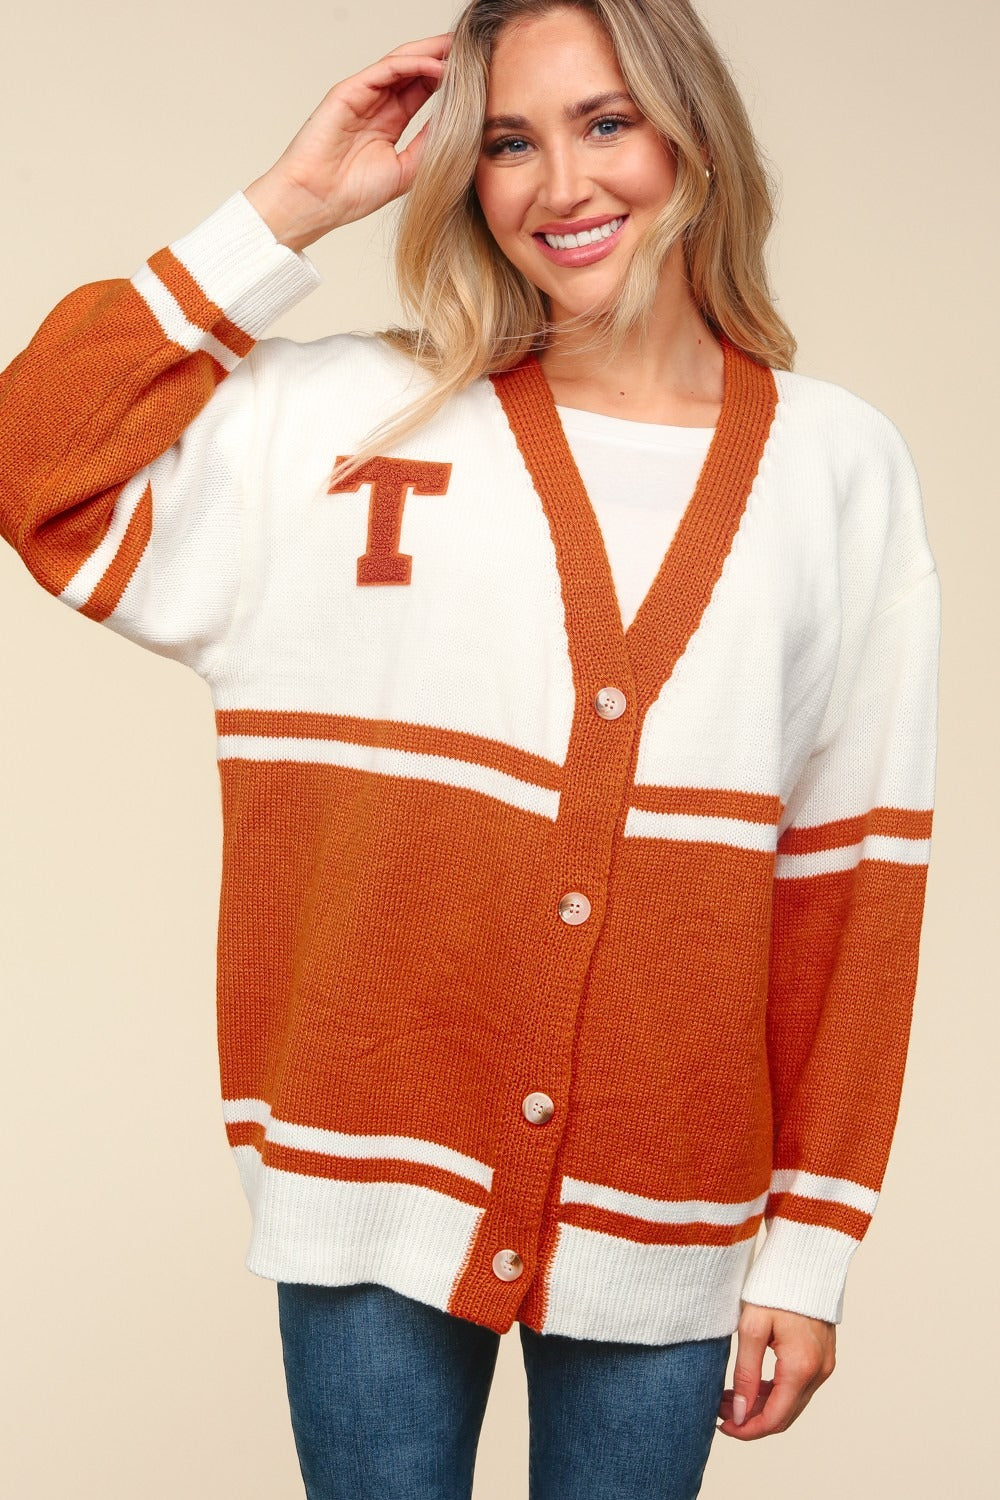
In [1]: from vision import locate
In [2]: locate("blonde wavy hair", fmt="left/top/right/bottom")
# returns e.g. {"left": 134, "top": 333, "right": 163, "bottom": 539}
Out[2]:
{"left": 335, "top": 0, "right": 795, "bottom": 482}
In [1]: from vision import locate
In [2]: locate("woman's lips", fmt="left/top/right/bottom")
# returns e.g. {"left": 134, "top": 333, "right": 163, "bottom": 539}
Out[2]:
{"left": 532, "top": 215, "right": 628, "bottom": 267}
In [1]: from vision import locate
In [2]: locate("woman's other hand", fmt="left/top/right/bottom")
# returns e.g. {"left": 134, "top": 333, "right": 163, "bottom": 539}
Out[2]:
{"left": 716, "top": 1302, "right": 837, "bottom": 1439}
{"left": 243, "top": 33, "right": 452, "bottom": 252}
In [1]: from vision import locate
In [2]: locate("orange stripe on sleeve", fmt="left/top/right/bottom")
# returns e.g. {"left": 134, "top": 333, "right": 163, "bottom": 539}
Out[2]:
{"left": 79, "top": 481, "right": 153, "bottom": 623}
{"left": 147, "top": 247, "right": 256, "bottom": 357}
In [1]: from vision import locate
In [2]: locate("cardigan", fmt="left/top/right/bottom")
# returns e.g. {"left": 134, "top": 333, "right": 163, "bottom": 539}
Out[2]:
{"left": 0, "top": 188, "right": 941, "bottom": 1346}
{"left": 556, "top": 405, "right": 715, "bottom": 630}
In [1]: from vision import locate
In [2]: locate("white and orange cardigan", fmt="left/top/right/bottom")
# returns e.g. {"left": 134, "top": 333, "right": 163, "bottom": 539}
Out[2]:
{"left": 0, "top": 190, "right": 940, "bottom": 1344}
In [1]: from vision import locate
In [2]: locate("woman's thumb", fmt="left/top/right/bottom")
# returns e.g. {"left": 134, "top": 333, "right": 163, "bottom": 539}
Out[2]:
{"left": 394, "top": 118, "right": 434, "bottom": 195}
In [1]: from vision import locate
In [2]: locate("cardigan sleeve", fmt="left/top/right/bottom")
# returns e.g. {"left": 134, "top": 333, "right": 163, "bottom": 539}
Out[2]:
{"left": 740, "top": 421, "right": 941, "bottom": 1325}
{"left": 0, "top": 191, "right": 321, "bottom": 679}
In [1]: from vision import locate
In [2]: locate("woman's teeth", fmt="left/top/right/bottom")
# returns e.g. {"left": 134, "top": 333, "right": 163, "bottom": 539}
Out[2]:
{"left": 542, "top": 217, "right": 625, "bottom": 249}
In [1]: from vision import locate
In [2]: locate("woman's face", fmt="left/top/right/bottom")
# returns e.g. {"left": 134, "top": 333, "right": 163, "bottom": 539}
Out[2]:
{"left": 473, "top": 5, "right": 678, "bottom": 324}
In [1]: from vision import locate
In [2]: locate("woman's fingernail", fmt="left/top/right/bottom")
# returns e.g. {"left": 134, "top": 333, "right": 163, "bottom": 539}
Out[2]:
{"left": 733, "top": 1394, "right": 747, "bottom": 1425}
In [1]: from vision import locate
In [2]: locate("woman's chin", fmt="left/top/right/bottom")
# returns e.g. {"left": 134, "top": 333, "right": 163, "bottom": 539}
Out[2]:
{"left": 544, "top": 293, "right": 616, "bottom": 330}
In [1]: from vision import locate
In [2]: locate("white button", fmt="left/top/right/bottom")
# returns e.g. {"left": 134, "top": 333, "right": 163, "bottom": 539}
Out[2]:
{"left": 492, "top": 1248, "right": 524, "bottom": 1281}
{"left": 558, "top": 891, "right": 591, "bottom": 925}
{"left": 594, "top": 686, "right": 627, "bottom": 720}
{"left": 523, "top": 1091, "right": 554, "bottom": 1124}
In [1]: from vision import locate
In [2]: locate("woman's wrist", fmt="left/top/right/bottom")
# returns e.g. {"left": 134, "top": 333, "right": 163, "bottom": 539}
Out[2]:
{"left": 242, "top": 172, "right": 334, "bottom": 253}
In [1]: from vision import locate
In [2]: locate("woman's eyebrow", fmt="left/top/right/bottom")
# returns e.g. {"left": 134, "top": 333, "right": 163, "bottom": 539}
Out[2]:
{"left": 482, "top": 90, "right": 633, "bottom": 132}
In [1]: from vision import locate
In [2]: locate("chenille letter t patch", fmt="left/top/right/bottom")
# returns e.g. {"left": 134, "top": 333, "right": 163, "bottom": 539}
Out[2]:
{"left": 329, "top": 457, "right": 453, "bottom": 585}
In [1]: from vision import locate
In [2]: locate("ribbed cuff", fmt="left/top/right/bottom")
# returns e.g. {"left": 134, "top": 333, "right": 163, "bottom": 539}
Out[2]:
{"left": 739, "top": 1217, "right": 863, "bottom": 1324}
{"left": 167, "top": 189, "right": 323, "bottom": 339}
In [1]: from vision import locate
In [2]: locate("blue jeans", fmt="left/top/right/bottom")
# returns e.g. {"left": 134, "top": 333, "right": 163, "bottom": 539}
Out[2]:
{"left": 276, "top": 1280, "right": 732, "bottom": 1499}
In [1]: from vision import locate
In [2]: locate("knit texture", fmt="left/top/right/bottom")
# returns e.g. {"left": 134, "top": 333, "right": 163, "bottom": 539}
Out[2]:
{"left": 0, "top": 189, "right": 941, "bottom": 1343}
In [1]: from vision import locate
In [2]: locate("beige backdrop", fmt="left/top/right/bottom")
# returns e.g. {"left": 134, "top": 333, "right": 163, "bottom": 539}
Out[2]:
{"left": 1, "top": 1, "right": 994, "bottom": 1495}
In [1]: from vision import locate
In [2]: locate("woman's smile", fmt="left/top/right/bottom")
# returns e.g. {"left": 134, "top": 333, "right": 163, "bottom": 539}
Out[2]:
{"left": 532, "top": 213, "right": 629, "bottom": 265}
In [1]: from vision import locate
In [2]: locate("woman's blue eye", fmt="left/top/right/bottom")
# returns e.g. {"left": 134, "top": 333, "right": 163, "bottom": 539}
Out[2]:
{"left": 591, "top": 114, "right": 634, "bottom": 138}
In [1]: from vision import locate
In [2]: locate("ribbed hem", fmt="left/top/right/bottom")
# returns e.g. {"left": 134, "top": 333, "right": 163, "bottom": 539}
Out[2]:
{"left": 230, "top": 1146, "right": 761, "bottom": 1344}
{"left": 740, "top": 1217, "right": 861, "bottom": 1323}
{"left": 167, "top": 189, "right": 322, "bottom": 339}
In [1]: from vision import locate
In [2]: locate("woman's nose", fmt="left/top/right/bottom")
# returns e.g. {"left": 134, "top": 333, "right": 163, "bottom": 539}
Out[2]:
{"left": 538, "top": 144, "right": 592, "bottom": 218}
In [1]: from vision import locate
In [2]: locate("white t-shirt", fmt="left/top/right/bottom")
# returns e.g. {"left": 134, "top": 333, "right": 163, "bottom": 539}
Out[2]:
{"left": 556, "top": 404, "right": 716, "bottom": 633}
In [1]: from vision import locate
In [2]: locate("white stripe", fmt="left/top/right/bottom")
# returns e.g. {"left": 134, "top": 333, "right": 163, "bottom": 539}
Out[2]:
{"left": 775, "top": 833, "right": 931, "bottom": 879}
{"left": 561, "top": 1174, "right": 768, "bottom": 1227}
{"left": 234, "top": 1151, "right": 486, "bottom": 1306}
{"left": 624, "top": 807, "right": 778, "bottom": 851}
{"left": 770, "top": 1167, "right": 879, "bottom": 1216}
{"left": 222, "top": 1097, "right": 271, "bottom": 1128}
{"left": 222, "top": 1097, "right": 493, "bottom": 1191}
{"left": 216, "top": 734, "right": 561, "bottom": 820}
{"left": 58, "top": 470, "right": 149, "bottom": 609}
{"left": 541, "top": 1224, "right": 756, "bottom": 1341}
{"left": 130, "top": 262, "right": 241, "bottom": 372}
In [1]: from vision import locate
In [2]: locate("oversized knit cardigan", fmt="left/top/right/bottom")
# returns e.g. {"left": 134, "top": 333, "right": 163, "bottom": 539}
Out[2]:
{"left": 0, "top": 189, "right": 941, "bottom": 1345}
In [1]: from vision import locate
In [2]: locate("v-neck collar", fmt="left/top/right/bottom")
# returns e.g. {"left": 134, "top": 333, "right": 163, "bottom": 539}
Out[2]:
{"left": 489, "top": 335, "right": 779, "bottom": 717}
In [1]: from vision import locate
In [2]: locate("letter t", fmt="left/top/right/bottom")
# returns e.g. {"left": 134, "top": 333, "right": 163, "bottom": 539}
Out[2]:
{"left": 329, "top": 457, "right": 453, "bottom": 585}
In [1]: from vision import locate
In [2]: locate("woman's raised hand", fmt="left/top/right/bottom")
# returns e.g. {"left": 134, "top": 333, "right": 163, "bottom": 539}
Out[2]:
{"left": 243, "top": 34, "right": 453, "bottom": 253}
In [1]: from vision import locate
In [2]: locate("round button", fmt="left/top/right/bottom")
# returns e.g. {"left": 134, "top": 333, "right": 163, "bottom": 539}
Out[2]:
{"left": 558, "top": 891, "right": 591, "bottom": 925}
{"left": 522, "top": 1091, "right": 555, "bottom": 1124}
{"left": 594, "top": 686, "right": 627, "bottom": 720}
{"left": 492, "top": 1248, "right": 524, "bottom": 1281}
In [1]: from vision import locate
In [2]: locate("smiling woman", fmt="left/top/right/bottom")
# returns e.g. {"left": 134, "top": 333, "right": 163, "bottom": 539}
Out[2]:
{"left": 357, "top": 0, "right": 794, "bottom": 468}
{"left": 475, "top": 22, "right": 682, "bottom": 301}
{"left": 0, "top": 1, "right": 941, "bottom": 1497}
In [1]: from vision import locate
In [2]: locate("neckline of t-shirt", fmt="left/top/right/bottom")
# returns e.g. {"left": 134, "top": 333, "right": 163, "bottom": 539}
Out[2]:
{"left": 554, "top": 403, "right": 717, "bottom": 448}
